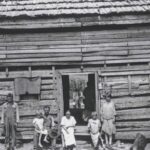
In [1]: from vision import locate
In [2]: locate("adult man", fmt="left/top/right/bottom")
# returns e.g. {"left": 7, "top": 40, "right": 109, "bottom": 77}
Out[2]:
{"left": 33, "top": 106, "right": 56, "bottom": 150}
{"left": 43, "top": 106, "right": 56, "bottom": 148}
{"left": 1, "top": 93, "right": 20, "bottom": 150}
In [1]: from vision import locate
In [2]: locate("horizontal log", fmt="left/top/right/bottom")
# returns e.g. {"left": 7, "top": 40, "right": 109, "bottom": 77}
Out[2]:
{"left": 19, "top": 100, "right": 57, "bottom": 108}
{"left": 100, "top": 64, "right": 149, "bottom": 73}
{"left": 129, "top": 49, "right": 150, "bottom": 55}
{"left": 111, "top": 90, "right": 129, "bottom": 97}
{"left": 83, "top": 50, "right": 128, "bottom": 56}
{"left": 105, "top": 58, "right": 150, "bottom": 65}
{"left": 7, "top": 53, "right": 82, "bottom": 59}
{"left": 116, "top": 121, "right": 150, "bottom": 129}
{"left": 116, "top": 131, "right": 150, "bottom": 140}
{"left": 83, "top": 54, "right": 150, "bottom": 62}
{"left": 6, "top": 31, "right": 80, "bottom": 38}
{"left": 41, "top": 79, "right": 53, "bottom": 85}
{"left": 41, "top": 85, "right": 54, "bottom": 90}
{"left": 0, "top": 100, "right": 58, "bottom": 117}
{"left": 40, "top": 94, "right": 54, "bottom": 100}
{"left": 131, "top": 89, "right": 150, "bottom": 96}
{"left": 41, "top": 90, "right": 54, "bottom": 95}
{"left": 5, "top": 35, "right": 81, "bottom": 42}
{"left": 3, "top": 48, "right": 82, "bottom": 54}
{"left": 113, "top": 96, "right": 150, "bottom": 110}
{"left": 1, "top": 56, "right": 82, "bottom": 63}
{"left": 117, "top": 128, "right": 150, "bottom": 132}
{"left": 0, "top": 70, "right": 53, "bottom": 79}
{"left": 116, "top": 108, "right": 150, "bottom": 121}
{"left": 101, "top": 70, "right": 150, "bottom": 76}
{"left": 0, "top": 135, "right": 33, "bottom": 140}
{"left": 0, "top": 40, "right": 81, "bottom": 47}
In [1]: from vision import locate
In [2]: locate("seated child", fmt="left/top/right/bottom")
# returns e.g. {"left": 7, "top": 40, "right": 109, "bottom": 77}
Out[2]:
{"left": 88, "top": 112, "right": 101, "bottom": 150}
{"left": 33, "top": 110, "right": 49, "bottom": 148}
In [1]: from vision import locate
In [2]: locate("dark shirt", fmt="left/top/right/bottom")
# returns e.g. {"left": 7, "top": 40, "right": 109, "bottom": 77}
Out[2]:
{"left": 43, "top": 114, "right": 55, "bottom": 129}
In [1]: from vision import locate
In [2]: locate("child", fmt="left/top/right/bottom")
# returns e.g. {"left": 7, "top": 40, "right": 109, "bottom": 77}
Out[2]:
{"left": 101, "top": 91, "right": 116, "bottom": 146}
{"left": 33, "top": 110, "right": 49, "bottom": 148}
{"left": 88, "top": 112, "right": 101, "bottom": 150}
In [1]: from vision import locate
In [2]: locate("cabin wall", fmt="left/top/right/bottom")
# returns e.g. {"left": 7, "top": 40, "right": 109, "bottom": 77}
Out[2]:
{"left": 99, "top": 63, "right": 150, "bottom": 140}
{"left": 0, "top": 25, "right": 150, "bottom": 140}
{"left": 1, "top": 26, "right": 150, "bottom": 66}
{"left": 0, "top": 68, "right": 58, "bottom": 139}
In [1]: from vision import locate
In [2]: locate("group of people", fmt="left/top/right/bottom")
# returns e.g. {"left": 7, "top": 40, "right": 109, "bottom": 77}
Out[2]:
{"left": 0, "top": 93, "right": 56, "bottom": 150}
{"left": 60, "top": 90, "right": 116, "bottom": 150}
{"left": 88, "top": 91, "right": 116, "bottom": 150}
{"left": 0, "top": 89, "right": 116, "bottom": 150}
{"left": 33, "top": 106, "right": 56, "bottom": 150}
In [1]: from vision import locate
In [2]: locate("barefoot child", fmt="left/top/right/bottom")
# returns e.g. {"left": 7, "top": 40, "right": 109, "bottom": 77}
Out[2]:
{"left": 88, "top": 112, "right": 101, "bottom": 150}
{"left": 101, "top": 91, "right": 116, "bottom": 146}
{"left": 33, "top": 110, "right": 49, "bottom": 148}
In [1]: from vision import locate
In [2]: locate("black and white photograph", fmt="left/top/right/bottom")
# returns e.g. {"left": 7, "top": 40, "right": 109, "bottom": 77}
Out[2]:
{"left": 0, "top": 0, "right": 149, "bottom": 150}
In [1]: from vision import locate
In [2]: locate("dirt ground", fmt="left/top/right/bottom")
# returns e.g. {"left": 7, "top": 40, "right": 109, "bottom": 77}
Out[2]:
{"left": 0, "top": 142, "right": 149, "bottom": 150}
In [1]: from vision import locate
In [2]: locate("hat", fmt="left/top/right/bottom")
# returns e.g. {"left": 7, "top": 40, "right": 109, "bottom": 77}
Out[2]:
{"left": 48, "top": 126, "right": 60, "bottom": 139}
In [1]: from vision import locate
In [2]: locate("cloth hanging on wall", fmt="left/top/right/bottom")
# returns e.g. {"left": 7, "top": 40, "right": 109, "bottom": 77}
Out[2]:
{"left": 28, "top": 77, "right": 41, "bottom": 94}
{"left": 14, "top": 77, "right": 41, "bottom": 96}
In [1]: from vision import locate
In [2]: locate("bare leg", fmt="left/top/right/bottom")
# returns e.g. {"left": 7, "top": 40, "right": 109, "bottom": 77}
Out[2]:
{"left": 38, "top": 133, "right": 43, "bottom": 148}
{"left": 33, "top": 132, "right": 39, "bottom": 150}
{"left": 44, "top": 134, "right": 49, "bottom": 143}
{"left": 51, "top": 138, "right": 56, "bottom": 150}
{"left": 105, "top": 134, "right": 108, "bottom": 145}
{"left": 109, "top": 135, "right": 112, "bottom": 145}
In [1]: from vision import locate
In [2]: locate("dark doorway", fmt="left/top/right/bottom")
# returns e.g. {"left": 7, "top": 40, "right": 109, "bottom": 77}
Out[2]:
{"left": 62, "top": 73, "right": 96, "bottom": 125}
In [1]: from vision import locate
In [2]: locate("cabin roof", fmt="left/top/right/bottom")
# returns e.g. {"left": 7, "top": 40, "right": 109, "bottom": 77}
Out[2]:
{"left": 1, "top": 0, "right": 150, "bottom": 18}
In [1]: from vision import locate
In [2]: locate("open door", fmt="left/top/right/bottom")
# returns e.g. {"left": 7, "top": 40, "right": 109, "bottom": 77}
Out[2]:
{"left": 60, "top": 72, "right": 100, "bottom": 135}
{"left": 55, "top": 71, "right": 100, "bottom": 135}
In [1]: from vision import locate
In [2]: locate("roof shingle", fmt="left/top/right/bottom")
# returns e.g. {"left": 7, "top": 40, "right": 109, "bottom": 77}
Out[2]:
{"left": 0, "top": 0, "right": 150, "bottom": 18}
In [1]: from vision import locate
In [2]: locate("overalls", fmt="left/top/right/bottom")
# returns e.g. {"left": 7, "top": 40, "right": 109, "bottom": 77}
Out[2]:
{"left": 4, "top": 103, "right": 17, "bottom": 149}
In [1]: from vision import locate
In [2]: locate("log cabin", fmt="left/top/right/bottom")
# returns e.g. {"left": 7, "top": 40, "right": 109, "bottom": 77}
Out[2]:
{"left": 0, "top": 0, "right": 150, "bottom": 142}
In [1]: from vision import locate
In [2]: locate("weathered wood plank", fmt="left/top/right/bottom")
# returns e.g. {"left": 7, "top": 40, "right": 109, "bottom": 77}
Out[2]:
{"left": 0, "top": 70, "right": 53, "bottom": 78}
{"left": 116, "top": 131, "right": 150, "bottom": 140}
{"left": 116, "top": 108, "right": 150, "bottom": 121}
{"left": 114, "top": 96, "right": 150, "bottom": 110}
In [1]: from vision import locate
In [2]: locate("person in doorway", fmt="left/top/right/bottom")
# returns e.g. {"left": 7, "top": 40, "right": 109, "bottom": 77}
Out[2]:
{"left": 88, "top": 112, "right": 101, "bottom": 150}
{"left": 33, "top": 110, "right": 49, "bottom": 148}
{"left": 1, "top": 93, "right": 20, "bottom": 150}
{"left": 101, "top": 90, "right": 116, "bottom": 146}
{"left": 43, "top": 106, "right": 56, "bottom": 149}
{"left": 61, "top": 110, "right": 76, "bottom": 150}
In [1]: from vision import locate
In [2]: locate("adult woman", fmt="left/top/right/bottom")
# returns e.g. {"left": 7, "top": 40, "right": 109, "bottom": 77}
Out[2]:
{"left": 61, "top": 110, "right": 76, "bottom": 150}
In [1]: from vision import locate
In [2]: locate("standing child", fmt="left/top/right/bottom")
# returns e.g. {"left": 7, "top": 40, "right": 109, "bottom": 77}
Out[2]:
{"left": 101, "top": 91, "right": 116, "bottom": 146}
{"left": 33, "top": 110, "right": 49, "bottom": 148}
{"left": 88, "top": 112, "right": 101, "bottom": 150}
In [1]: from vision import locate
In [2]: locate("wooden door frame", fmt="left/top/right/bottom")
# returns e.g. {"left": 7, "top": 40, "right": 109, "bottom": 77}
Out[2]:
{"left": 95, "top": 72, "right": 100, "bottom": 116}
{"left": 60, "top": 71, "right": 100, "bottom": 116}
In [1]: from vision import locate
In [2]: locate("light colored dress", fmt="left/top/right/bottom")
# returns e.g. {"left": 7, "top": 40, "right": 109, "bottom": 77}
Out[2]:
{"left": 101, "top": 101, "right": 116, "bottom": 135}
{"left": 33, "top": 118, "right": 48, "bottom": 135}
{"left": 61, "top": 116, "right": 76, "bottom": 147}
{"left": 88, "top": 119, "right": 101, "bottom": 147}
